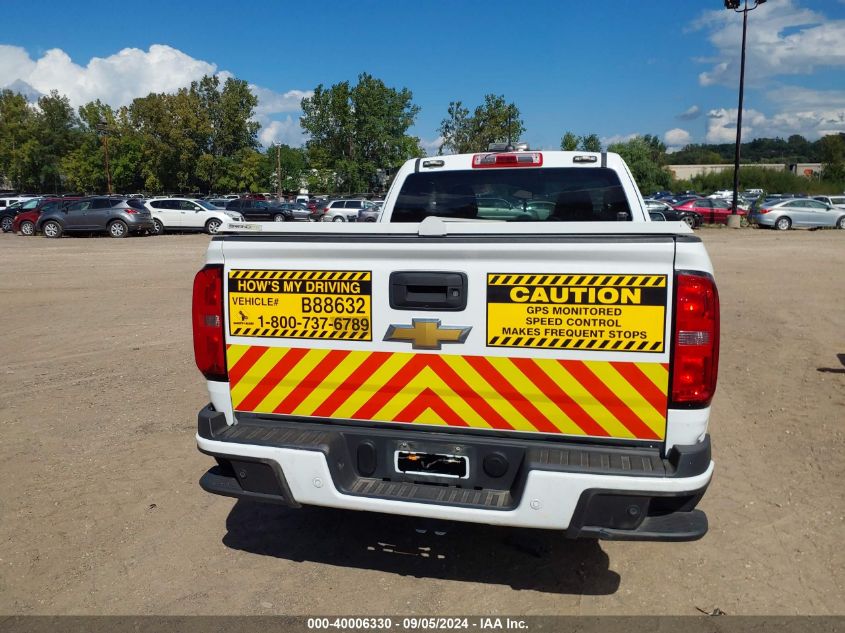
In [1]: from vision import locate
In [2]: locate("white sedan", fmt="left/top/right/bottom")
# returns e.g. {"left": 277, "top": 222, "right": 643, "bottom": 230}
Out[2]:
{"left": 144, "top": 198, "right": 244, "bottom": 235}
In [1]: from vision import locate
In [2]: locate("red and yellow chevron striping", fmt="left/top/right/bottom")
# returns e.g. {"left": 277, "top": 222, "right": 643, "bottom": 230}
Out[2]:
{"left": 225, "top": 345, "right": 669, "bottom": 440}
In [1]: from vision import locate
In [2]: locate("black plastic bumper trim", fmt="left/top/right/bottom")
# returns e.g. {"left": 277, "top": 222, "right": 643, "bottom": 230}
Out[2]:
{"left": 566, "top": 485, "right": 710, "bottom": 541}
{"left": 197, "top": 406, "right": 711, "bottom": 519}
{"left": 198, "top": 455, "right": 300, "bottom": 508}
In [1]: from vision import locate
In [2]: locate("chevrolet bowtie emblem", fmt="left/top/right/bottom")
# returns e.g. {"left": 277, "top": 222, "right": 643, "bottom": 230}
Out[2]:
{"left": 384, "top": 319, "right": 472, "bottom": 350}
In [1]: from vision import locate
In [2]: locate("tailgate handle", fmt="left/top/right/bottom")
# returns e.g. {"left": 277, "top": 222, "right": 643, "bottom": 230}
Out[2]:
{"left": 390, "top": 271, "right": 467, "bottom": 311}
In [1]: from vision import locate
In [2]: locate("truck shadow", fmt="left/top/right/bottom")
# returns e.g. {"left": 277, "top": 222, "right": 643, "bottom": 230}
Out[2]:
{"left": 222, "top": 501, "right": 620, "bottom": 595}
{"left": 816, "top": 353, "right": 845, "bottom": 374}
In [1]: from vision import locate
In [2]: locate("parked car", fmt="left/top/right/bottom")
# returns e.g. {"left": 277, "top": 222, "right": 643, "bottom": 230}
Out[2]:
{"left": 673, "top": 197, "right": 746, "bottom": 225}
{"left": 12, "top": 197, "right": 84, "bottom": 235}
{"left": 274, "top": 202, "right": 311, "bottom": 221}
{"left": 206, "top": 198, "right": 232, "bottom": 209}
{"left": 751, "top": 198, "right": 845, "bottom": 230}
{"left": 813, "top": 195, "right": 845, "bottom": 209}
{"left": 225, "top": 198, "right": 295, "bottom": 222}
{"left": 144, "top": 198, "right": 243, "bottom": 235}
{"left": 1, "top": 197, "right": 41, "bottom": 232}
{"left": 37, "top": 196, "right": 153, "bottom": 238}
{"left": 358, "top": 203, "right": 382, "bottom": 222}
{"left": 0, "top": 197, "right": 22, "bottom": 213}
{"left": 475, "top": 197, "right": 540, "bottom": 220}
{"left": 644, "top": 199, "right": 701, "bottom": 228}
{"left": 319, "top": 199, "right": 376, "bottom": 222}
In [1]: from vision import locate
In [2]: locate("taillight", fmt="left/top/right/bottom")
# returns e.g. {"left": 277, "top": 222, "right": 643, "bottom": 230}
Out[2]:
{"left": 670, "top": 272, "right": 719, "bottom": 408}
{"left": 124, "top": 208, "right": 138, "bottom": 214}
{"left": 472, "top": 152, "right": 543, "bottom": 168}
{"left": 322, "top": 207, "right": 329, "bottom": 213}
{"left": 758, "top": 207, "right": 771, "bottom": 214}
{"left": 192, "top": 264, "right": 227, "bottom": 382}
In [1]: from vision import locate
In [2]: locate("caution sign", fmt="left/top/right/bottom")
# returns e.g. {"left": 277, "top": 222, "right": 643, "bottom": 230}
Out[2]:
{"left": 228, "top": 270, "right": 372, "bottom": 340}
{"left": 487, "top": 273, "right": 667, "bottom": 352}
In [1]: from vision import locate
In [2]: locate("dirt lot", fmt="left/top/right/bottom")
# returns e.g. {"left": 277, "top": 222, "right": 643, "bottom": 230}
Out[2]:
{"left": 0, "top": 227, "right": 843, "bottom": 616}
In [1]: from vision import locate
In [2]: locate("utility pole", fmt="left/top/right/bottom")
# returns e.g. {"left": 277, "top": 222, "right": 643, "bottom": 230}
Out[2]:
{"left": 276, "top": 144, "right": 283, "bottom": 200}
{"left": 96, "top": 118, "right": 113, "bottom": 195}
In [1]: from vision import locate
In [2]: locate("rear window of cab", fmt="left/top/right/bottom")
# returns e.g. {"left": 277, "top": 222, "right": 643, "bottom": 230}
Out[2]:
{"left": 391, "top": 167, "right": 631, "bottom": 222}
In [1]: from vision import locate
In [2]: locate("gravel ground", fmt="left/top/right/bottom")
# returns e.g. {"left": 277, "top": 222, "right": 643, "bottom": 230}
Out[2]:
{"left": 0, "top": 227, "right": 842, "bottom": 615}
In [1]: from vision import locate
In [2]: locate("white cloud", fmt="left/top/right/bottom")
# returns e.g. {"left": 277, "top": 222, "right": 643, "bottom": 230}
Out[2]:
{"left": 258, "top": 116, "right": 307, "bottom": 147}
{"left": 664, "top": 128, "right": 692, "bottom": 147}
{"left": 0, "top": 44, "right": 35, "bottom": 86}
{"left": 692, "top": 0, "right": 845, "bottom": 86}
{"left": 7, "top": 45, "right": 218, "bottom": 107}
{"left": 251, "top": 85, "right": 311, "bottom": 117}
{"left": 419, "top": 136, "right": 444, "bottom": 156}
{"left": 251, "top": 85, "right": 313, "bottom": 147}
{"left": 703, "top": 104, "right": 845, "bottom": 142}
{"left": 677, "top": 105, "right": 701, "bottom": 120}
{"left": 601, "top": 133, "right": 639, "bottom": 146}
{"left": 0, "top": 44, "right": 311, "bottom": 147}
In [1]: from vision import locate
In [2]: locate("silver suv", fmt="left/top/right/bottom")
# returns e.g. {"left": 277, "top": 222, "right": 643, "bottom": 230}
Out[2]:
{"left": 37, "top": 196, "right": 153, "bottom": 238}
{"left": 320, "top": 199, "right": 376, "bottom": 222}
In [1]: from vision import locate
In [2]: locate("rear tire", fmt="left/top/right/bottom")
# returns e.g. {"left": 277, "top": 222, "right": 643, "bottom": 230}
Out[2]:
{"left": 108, "top": 220, "right": 128, "bottom": 238}
{"left": 205, "top": 218, "right": 222, "bottom": 234}
{"left": 151, "top": 218, "right": 164, "bottom": 235}
{"left": 0, "top": 216, "right": 12, "bottom": 232}
{"left": 775, "top": 217, "right": 791, "bottom": 231}
{"left": 837, "top": 216, "right": 845, "bottom": 229}
{"left": 21, "top": 221, "right": 35, "bottom": 236}
{"left": 273, "top": 213, "right": 286, "bottom": 222}
{"left": 42, "top": 220, "right": 62, "bottom": 238}
{"left": 332, "top": 216, "right": 345, "bottom": 222}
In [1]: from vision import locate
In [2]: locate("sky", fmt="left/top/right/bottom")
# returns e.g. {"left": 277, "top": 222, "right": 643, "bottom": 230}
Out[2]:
{"left": 1, "top": 0, "right": 844, "bottom": 154}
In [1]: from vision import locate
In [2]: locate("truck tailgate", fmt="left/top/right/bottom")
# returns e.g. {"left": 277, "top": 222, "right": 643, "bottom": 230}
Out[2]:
{"left": 221, "top": 232, "right": 675, "bottom": 443}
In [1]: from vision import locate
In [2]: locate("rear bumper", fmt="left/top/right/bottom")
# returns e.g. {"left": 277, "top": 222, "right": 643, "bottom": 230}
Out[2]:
{"left": 196, "top": 406, "right": 713, "bottom": 540}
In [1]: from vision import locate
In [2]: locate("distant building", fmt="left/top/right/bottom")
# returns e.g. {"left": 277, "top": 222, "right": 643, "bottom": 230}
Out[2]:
{"left": 789, "top": 163, "right": 823, "bottom": 178}
{"left": 667, "top": 163, "right": 823, "bottom": 180}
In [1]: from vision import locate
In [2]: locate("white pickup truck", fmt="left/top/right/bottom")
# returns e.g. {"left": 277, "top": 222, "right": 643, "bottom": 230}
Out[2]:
{"left": 193, "top": 148, "right": 719, "bottom": 541}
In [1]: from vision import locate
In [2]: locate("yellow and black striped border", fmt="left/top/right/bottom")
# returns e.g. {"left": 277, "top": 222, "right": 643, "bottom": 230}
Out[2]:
{"left": 488, "top": 336, "right": 663, "bottom": 352}
{"left": 230, "top": 327, "right": 371, "bottom": 340}
{"left": 487, "top": 274, "right": 666, "bottom": 287}
{"left": 230, "top": 270, "right": 371, "bottom": 281}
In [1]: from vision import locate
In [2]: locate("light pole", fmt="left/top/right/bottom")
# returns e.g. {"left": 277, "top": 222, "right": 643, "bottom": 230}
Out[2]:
{"left": 96, "top": 118, "right": 113, "bottom": 195}
{"left": 724, "top": 0, "right": 766, "bottom": 228}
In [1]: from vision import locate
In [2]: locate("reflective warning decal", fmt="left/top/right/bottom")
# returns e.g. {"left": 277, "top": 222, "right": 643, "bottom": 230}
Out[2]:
{"left": 228, "top": 270, "right": 372, "bottom": 340}
{"left": 487, "top": 274, "right": 667, "bottom": 352}
{"left": 226, "top": 345, "right": 669, "bottom": 440}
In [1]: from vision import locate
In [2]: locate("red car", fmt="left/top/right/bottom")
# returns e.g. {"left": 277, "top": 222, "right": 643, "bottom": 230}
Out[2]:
{"left": 12, "top": 197, "right": 83, "bottom": 235}
{"left": 672, "top": 197, "right": 747, "bottom": 225}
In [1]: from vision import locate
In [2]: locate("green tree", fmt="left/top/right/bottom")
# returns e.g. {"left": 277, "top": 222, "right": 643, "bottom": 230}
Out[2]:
{"left": 33, "top": 90, "right": 79, "bottom": 193}
{"left": 438, "top": 94, "right": 524, "bottom": 153}
{"left": 820, "top": 133, "right": 845, "bottom": 183}
{"left": 560, "top": 131, "right": 578, "bottom": 151}
{"left": 264, "top": 144, "right": 308, "bottom": 194}
{"left": 438, "top": 101, "right": 470, "bottom": 154}
{"left": 579, "top": 134, "right": 601, "bottom": 152}
{"left": 301, "top": 73, "right": 422, "bottom": 192}
{"left": 0, "top": 89, "right": 37, "bottom": 190}
{"left": 468, "top": 94, "right": 524, "bottom": 150}
{"left": 607, "top": 136, "right": 672, "bottom": 194}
